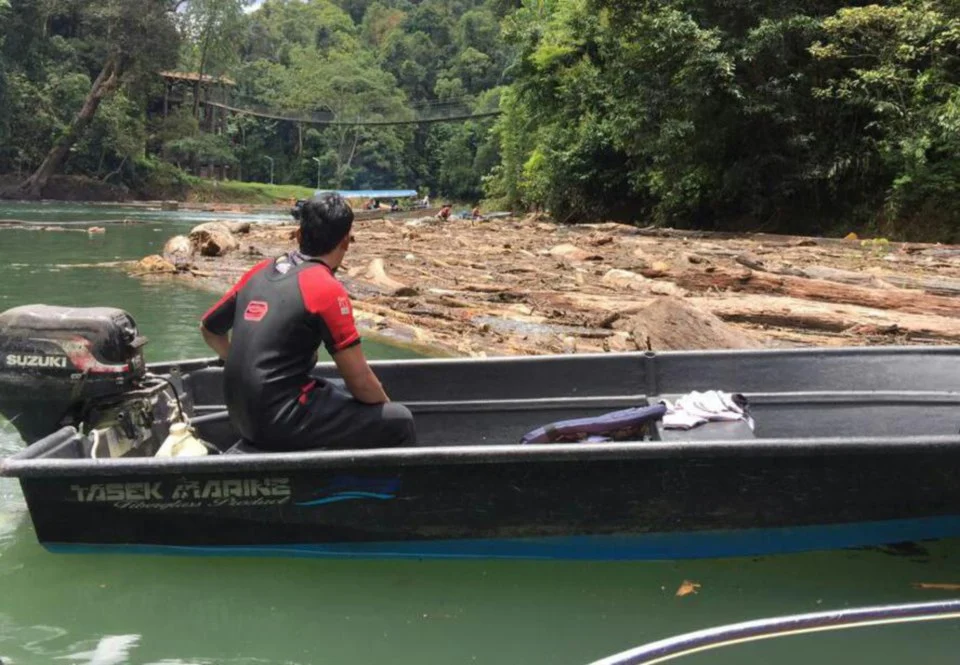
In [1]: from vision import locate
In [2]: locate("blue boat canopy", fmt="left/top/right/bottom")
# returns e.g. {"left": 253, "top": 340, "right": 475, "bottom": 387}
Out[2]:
{"left": 316, "top": 189, "right": 419, "bottom": 200}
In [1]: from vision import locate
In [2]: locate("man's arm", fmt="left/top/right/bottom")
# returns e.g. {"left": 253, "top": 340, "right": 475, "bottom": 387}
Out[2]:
{"left": 200, "top": 324, "right": 230, "bottom": 360}
{"left": 299, "top": 271, "right": 384, "bottom": 402}
{"left": 333, "top": 344, "right": 390, "bottom": 404}
{"left": 199, "top": 258, "right": 273, "bottom": 361}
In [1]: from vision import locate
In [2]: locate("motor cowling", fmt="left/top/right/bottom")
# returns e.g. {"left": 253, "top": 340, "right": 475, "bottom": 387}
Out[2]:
{"left": 0, "top": 304, "right": 148, "bottom": 442}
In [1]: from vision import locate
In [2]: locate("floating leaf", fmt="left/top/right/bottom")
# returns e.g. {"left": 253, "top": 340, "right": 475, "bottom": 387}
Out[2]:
{"left": 675, "top": 580, "right": 702, "bottom": 597}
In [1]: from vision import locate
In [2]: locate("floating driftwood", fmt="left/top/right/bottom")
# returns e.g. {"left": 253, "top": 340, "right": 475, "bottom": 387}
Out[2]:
{"left": 365, "top": 258, "right": 418, "bottom": 296}
{"left": 673, "top": 268, "right": 960, "bottom": 319}
{"left": 124, "top": 215, "right": 960, "bottom": 357}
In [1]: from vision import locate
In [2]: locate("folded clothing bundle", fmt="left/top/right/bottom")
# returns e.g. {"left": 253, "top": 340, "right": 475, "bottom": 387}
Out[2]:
{"left": 661, "top": 390, "right": 754, "bottom": 431}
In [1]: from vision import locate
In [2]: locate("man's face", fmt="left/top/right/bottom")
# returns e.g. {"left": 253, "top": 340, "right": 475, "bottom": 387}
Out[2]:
{"left": 329, "top": 233, "right": 354, "bottom": 271}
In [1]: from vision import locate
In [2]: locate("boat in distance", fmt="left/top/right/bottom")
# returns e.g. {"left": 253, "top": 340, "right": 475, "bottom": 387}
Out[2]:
{"left": 2, "top": 305, "right": 960, "bottom": 560}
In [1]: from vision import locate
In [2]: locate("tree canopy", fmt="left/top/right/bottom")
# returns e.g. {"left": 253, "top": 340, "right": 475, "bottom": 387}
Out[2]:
{"left": 2, "top": 0, "right": 960, "bottom": 239}
{"left": 488, "top": 0, "right": 960, "bottom": 239}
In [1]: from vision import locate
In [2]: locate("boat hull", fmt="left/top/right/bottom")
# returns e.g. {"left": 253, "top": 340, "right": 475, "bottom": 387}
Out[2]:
{"left": 9, "top": 347, "right": 960, "bottom": 560}
{"left": 16, "top": 428, "right": 960, "bottom": 560}
{"left": 40, "top": 516, "right": 960, "bottom": 560}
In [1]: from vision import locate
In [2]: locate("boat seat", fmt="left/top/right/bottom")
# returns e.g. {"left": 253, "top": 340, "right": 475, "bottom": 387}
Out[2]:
{"left": 655, "top": 419, "right": 756, "bottom": 442}
{"left": 224, "top": 439, "right": 268, "bottom": 455}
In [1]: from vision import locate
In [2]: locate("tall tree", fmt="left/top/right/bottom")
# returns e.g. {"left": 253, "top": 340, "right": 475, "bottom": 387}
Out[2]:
{"left": 177, "top": 0, "right": 250, "bottom": 119}
{"left": 282, "top": 45, "right": 412, "bottom": 187}
{"left": 17, "top": 0, "right": 180, "bottom": 198}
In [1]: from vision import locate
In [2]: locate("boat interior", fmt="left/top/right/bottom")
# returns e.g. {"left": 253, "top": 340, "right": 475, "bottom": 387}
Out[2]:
{"left": 9, "top": 347, "right": 960, "bottom": 462}
{"left": 178, "top": 347, "right": 960, "bottom": 451}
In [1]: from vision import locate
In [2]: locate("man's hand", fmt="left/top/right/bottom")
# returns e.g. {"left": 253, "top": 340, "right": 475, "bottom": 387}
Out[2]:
{"left": 200, "top": 323, "right": 231, "bottom": 361}
{"left": 333, "top": 344, "right": 389, "bottom": 404}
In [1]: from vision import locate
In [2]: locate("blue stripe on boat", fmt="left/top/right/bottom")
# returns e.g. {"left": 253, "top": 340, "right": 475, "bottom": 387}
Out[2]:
{"left": 42, "top": 515, "right": 960, "bottom": 560}
{"left": 295, "top": 492, "right": 397, "bottom": 507}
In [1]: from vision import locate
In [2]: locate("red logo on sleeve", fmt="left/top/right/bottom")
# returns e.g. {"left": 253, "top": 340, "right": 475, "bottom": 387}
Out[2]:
{"left": 337, "top": 296, "right": 351, "bottom": 316}
{"left": 244, "top": 301, "right": 269, "bottom": 321}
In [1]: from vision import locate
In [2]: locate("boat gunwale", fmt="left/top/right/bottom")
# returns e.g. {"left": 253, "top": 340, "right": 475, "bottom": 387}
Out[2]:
{"left": 5, "top": 431, "right": 960, "bottom": 479}
{"left": 185, "top": 390, "right": 960, "bottom": 415}
{"left": 146, "top": 345, "right": 960, "bottom": 374}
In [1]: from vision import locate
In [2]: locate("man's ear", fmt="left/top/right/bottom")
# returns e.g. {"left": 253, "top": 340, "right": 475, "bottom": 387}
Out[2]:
{"left": 295, "top": 228, "right": 302, "bottom": 244}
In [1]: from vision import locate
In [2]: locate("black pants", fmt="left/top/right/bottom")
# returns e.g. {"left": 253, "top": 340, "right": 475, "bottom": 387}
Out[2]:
{"left": 254, "top": 378, "right": 417, "bottom": 452}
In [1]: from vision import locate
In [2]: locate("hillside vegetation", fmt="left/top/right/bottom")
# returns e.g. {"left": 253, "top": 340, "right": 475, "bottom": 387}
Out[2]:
{"left": 1, "top": 0, "right": 959, "bottom": 240}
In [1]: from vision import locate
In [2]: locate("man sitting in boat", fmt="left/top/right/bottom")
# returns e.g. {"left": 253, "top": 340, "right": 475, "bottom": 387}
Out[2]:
{"left": 199, "top": 193, "right": 417, "bottom": 451}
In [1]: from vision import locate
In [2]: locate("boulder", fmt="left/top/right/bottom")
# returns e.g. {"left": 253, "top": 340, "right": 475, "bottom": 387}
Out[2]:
{"left": 602, "top": 268, "right": 648, "bottom": 291}
{"left": 601, "top": 269, "right": 687, "bottom": 297}
{"left": 189, "top": 222, "right": 239, "bottom": 257}
{"left": 162, "top": 234, "right": 194, "bottom": 270}
{"left": 224, "top": 221, "right": 252, "bottom": 235}
{"left": 627, "top": 297, "right": 763, "bottom": 351}
{"left": 137, "top": 255, "right": 177, "bottom": 274}
{"left": 586, "top": 233, "right": 615, "bottom": 247}
{"left": 548, "top": 244, "right": 601, "bottom": 262}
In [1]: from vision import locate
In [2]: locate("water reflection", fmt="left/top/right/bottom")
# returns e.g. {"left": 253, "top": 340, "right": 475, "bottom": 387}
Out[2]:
{"left": 1, "top": 516, "right": 959, "bottom": 665}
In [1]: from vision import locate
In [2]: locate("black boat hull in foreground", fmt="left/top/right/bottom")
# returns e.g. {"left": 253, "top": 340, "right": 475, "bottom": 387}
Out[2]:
{"left": 586, "top": 599, "right": 960, "bottom": 665}
{"left": 5, "top": 346, "right": 960, "bottom": 560}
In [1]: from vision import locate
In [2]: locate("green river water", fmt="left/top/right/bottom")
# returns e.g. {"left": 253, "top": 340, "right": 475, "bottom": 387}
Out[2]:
{"left": 0, "top": 202, "right": 958, "bottom": 665}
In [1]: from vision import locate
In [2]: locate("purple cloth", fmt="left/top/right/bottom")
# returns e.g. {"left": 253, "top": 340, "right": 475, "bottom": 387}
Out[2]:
{"left": 520, "top": 404, "right": 667, "bottom": 444}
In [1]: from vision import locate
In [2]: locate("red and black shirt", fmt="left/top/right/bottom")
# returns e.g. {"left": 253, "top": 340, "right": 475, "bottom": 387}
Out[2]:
{"left": 201, "top": 251, "right": 360, "bottom": 443}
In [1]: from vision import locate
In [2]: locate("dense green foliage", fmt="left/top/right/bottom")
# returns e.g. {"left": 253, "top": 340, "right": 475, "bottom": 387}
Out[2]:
{"left": 1, "top": 0, "right": 959, "bottom": 238}
{"left": 227, "top": 0, "right": 512, "bottom": 198}
{"left": 0, "top": 0, "right": 180, "bottom": 187}
{"left": 0, "top": 0, "right": 511, "bottom": 203}
{"left": 490, "top": 0, "right": 960, "bottom": 238}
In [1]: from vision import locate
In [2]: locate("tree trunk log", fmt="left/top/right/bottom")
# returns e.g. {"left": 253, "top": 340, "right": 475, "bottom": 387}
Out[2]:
{"left": 19, "top": 55, "right": 120, "bottom": 199}
{"left": 859, "top": 272, "right": 960, "bottom": 297}
{"left": 365, "top": 258, "right": 418, "bottom": 296}
{"left": 738, "top": 259, "right": 960, "bottom": 297}
{"left": 674, "top": 268, "right": 960, "bottom": 319}
{"left": 693, "top": 295, "right": 960, "bottom": 342}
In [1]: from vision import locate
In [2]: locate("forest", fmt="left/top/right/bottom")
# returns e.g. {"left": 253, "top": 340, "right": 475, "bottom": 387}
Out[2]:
{"left": 1, "top": 0, "right": 959, "bottom": 240}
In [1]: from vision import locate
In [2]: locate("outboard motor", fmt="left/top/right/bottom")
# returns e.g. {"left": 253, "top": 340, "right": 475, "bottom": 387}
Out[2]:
{"left": 0, "top": 305, "right": 180, "bottom": 455}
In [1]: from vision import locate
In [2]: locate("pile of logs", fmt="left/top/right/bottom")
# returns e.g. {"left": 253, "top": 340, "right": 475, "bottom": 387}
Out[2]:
{"left": 134, "top": 214, "right": 960, "bottom": 356}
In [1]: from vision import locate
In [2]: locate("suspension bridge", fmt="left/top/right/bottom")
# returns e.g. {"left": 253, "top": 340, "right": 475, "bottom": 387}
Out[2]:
{"left": 200, "top": 96, "right": 501, "bottom": 127}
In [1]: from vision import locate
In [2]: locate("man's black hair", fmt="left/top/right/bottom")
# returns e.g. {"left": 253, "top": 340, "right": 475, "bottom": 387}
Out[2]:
{"left": 293, "top": 193, "right": 354, "bottom": 256}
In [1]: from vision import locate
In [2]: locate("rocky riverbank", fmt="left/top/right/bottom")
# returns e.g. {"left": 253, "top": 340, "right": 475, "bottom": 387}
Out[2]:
{"left": 126, "top": 214, "right": 960, "bottom": 357}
